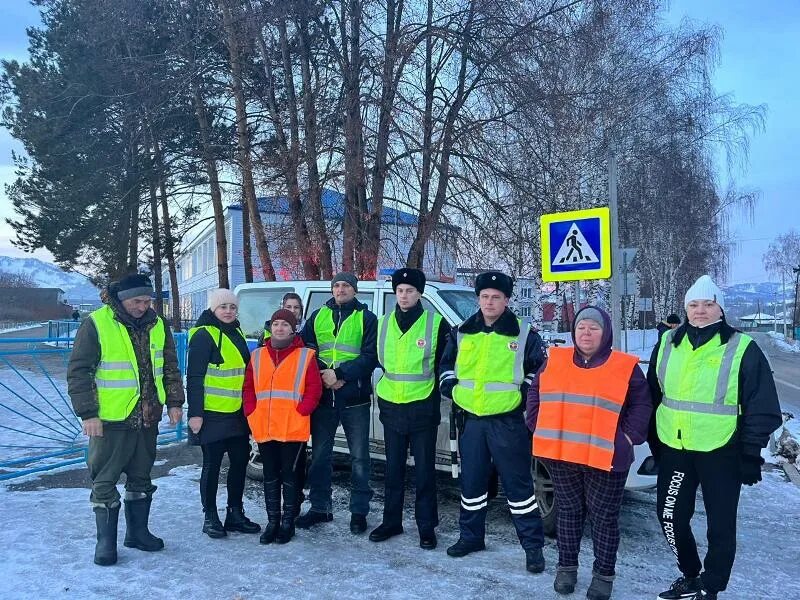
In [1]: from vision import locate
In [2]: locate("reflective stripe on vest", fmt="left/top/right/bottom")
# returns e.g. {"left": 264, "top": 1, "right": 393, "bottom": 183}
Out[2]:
{"left": 655, "top": 329, "right": 750, "bottom": 451}
{"left": 90, "top": 305, "right": 167, "bottom": 422}
{"left": 188, "top": 325, "right": 246, "bottom": 413}
{"left": 452, "top": 317, "right": 530, "bottom": 416}
{"left": 314, "top": 306, "right": 364, "bottom": 368}
{"left": 376, "top": 309, "right": 441, "bottom": 403}
{"left": 247, "top": 346, "right": 314, "bottom": 442}
{"left": 533, "top": 347, "right": 639, "bottom": 471}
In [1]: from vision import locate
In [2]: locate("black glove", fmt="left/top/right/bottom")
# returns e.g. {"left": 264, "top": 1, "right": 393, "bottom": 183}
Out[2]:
{"left": 740, "top": 455, "right": 764, "bottom": 486}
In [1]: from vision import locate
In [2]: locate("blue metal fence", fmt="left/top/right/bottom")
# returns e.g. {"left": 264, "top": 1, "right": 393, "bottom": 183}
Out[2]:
{"left": 0, "top": 335, "right": 187, "bottom": 481}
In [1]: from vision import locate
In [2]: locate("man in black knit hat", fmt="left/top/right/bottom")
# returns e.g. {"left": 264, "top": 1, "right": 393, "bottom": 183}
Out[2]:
{"left": 68, "top": 273, "right": 184, "bottom": 566}
{"left": 369, "top": 268, "right": 450, "bottom": 549}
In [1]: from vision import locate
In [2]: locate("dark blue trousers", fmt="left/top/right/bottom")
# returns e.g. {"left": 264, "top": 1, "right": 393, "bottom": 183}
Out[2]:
{"left": 458, "top": 411, "right": 543, "bottom": 550}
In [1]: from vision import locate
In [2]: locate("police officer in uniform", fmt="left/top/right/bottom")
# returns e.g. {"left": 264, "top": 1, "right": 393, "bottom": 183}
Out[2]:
{"left": 369, "top": 268, "right": 450, "bottom": 549}
{"left": 439, "top": 271, "right": 548, "bottom": 572}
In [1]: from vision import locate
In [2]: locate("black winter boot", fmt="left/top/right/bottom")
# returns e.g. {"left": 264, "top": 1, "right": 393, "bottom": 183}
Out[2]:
{"left": 276, "top": 509, "right": 296, "bottom": 544}
{"left": 586, "top": 572, "right": 614, "bottom": 600}
{"left": 295, "top": 510, "right": 333, "bottom": 529}
{"left": 93, "top": 503, "right": 120, "bottom": 566}
{"left": 224, "top": 506, "right": 261, "bottom": 534}
{"left": 554, "top": 565, "right": 578, "bottom": 594}
{"left": 260, "top": 479, "right": 282, "bottom": 544}
{"left": 276, "top": 481, "right": 296, "bottom": 544}
{"left": 525, "top": 547, "right": 545, "bottom": 573}
{"left": 202, "top": 510, "right": 227, "bottom": 539}
{"left": 123, "top": 492, "right": 164, "bottom": 552}
{"left": 446, "top": 537, "right": 486, "bottom": 557}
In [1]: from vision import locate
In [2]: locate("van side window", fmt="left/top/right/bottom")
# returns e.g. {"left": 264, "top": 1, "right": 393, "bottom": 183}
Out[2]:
{"left": 307, "top": 291, "right": 376, "bottom": 316}
{"left": 382, "top": 293, "right": 439, "bottom": 317}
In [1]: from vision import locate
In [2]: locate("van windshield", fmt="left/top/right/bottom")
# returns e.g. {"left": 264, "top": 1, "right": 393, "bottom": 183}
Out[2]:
{"left": 439, "top": 290, "right": 478, "bottom": 322}
{"left": 237, "top": 287, "right": 294, "bottom": 339}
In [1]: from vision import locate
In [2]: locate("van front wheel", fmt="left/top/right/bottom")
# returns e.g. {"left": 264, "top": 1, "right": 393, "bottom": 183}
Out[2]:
{"left": 532, "top": 458, "right": 556, "bottom": 537}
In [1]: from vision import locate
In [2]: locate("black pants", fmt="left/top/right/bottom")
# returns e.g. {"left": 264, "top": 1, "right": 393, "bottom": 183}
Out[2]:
{"left": 656, "top": 445, "right": 742, "bottom": 594}
{"left": 383, "top": 425, "right": 439, "bottom": 534}
{"left": 199, "top": 434, "right": 250, "bottom": 512}
{"left": 258, "top": 441, "right": 304, "bottom": 512}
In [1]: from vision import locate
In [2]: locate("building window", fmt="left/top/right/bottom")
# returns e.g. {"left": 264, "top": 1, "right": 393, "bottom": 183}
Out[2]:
{"left": 520, "top": 287, "right": 532, "bottom": 299}
{"left": 518, "top": 306, "right": 532, "bottom": 317}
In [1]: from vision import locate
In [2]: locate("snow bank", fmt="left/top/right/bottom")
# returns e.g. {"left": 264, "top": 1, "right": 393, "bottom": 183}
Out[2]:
{"left": 766, "top": 331, "right": 800, "bottom": 353}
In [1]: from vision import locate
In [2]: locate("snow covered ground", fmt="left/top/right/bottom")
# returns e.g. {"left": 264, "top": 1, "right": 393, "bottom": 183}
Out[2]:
{"left": 0, "top": 448, "right": 797, "bottom": 600}
{"left": 0, "top": 322, "right": 42, "bottom": 335}
{"left": 766, "top": 330, "right": 800, "bottom": 354}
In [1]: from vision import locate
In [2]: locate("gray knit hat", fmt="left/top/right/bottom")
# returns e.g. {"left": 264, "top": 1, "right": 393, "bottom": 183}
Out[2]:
{"left": 332, "top": 272, "right": 358, "bottom": 292}
{"left": 575, "top": 307, "right": 605, "bottom": 329}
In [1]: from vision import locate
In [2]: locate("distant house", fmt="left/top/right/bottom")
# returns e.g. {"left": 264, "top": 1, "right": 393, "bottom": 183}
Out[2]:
{"left": 0, "top": 287, "right": 71, "bottom": 321}
{"left": 164, "top": 189, "right": 458, "bottom": 321}
{"left": 738, "top": 312, "right": 792, "bottom": 332}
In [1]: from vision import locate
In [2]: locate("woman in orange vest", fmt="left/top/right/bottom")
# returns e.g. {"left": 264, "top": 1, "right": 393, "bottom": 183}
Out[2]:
{"left": 243, "top": 309, "right": 322, "bottom": 544}
{"left": 526, "top": 306, "right": 652, "bottom": 600}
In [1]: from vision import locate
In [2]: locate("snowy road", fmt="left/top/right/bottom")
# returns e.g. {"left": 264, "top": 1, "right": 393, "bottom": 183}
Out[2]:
{"left": 751, "top": 332, "right": 800, "bottom": 416}
{"left": 1, "top": 442, "right": 798, "bottom": 600}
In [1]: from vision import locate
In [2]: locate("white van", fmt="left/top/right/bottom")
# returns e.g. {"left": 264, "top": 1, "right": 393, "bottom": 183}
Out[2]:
{"left": 234, "top": 279, "right": 656, "bottom": 534}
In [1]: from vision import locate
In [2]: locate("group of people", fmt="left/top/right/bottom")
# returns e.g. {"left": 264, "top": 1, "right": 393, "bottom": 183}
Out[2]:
{"left": 68, "top": 270, "right": 781, "bottom": 600}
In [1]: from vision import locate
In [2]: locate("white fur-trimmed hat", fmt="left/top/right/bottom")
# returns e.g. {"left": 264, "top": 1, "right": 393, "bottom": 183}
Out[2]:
{"left": 684, "top": 275, "right": 725, "bottom": 311}
{"left": 208, "top": 288, "right": 238, "bottom": 311}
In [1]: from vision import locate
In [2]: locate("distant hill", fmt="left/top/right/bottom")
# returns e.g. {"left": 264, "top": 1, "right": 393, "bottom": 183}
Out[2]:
{"left": 722, "top": 281, "right": 794, "bottom": 321}
{"left": 0, "top": 255, "right": 100, "bottom": 303}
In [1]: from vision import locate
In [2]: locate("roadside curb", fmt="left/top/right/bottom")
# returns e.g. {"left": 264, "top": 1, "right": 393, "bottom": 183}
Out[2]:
{"left": 782, "top": 462, "right": 800, "bottom": 489}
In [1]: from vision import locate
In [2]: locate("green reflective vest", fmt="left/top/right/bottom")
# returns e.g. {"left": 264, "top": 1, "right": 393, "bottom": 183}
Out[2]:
{"left": 655, "top": 329, "right": 751, "bottom": 451}
{"left": 188, "top": 325, "right": 246, "bottom": 413}
{"left": 90, "top": 305, "right": 166, "bottom": 422}
{"left": 314, "top": 306, "right": 364, "bottom": 368}
{"left": 453, "top": 318, "right": 530, "bottom": 416}
{"left": 376, "top": 309, "right": 442, "bottom": 403}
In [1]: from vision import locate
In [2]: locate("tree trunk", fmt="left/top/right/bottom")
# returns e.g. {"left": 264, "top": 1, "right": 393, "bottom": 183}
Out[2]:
{"left": 407, "top": 0, "right": 435, "bottom": 268}
{"left": 147, "top": 161, "right": 164, "bottom": 315}
{"left": 218, "top": 0, "right": 275, "bottom": 281}
{"left": 241, "top": 187, "right": 253, "bottom": 284}
{"left": 193, "top": 83, "right": 230, "bottom": 289}
{"left": 364, "top": 0, "right": 404, "bottom": 278}
{"left": 127, "top": 181, "right": 140, "bottom": 273}
{"left": 256, "top": 16, "right": 319, "bottom": 279}
{"left": 151, "top": 137, "right": 182, "bottom": 331}
{"left": 297, "top": 16, "right": 333, "bottom": 278}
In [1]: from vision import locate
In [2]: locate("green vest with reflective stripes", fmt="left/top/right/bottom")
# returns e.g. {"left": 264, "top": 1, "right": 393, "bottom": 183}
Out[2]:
{"left": 376, "top": 309, "right": 442, "bottom": 403}
{"left": 314, "top": 306, "right": 364, "bottom": 368}
{"left": 90, "top": 305, "right": 166, "bottom": 422}
{"left": 453, "top": 318, "right": 530, "bottom": 416}
{"left": 655, "top": 329, "right": 751, "bottom": 451}
{"left": 188, "top": 325, "right": 246, "bottom": 413}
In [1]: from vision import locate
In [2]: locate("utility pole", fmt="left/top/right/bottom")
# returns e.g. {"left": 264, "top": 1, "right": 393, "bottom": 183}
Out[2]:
{"left": 608, "top": 143, "right": 622, "bottom": 350}
{"left": 793, "top": 265, "right": 800, "bottom": 338}
{"left": 782, "top": 271, "right": 788, "bottom": 337}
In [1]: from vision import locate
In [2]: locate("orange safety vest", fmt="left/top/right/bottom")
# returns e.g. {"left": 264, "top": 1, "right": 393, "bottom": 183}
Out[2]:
{"left": 247, "top": 346, "right": 315, "bottom": 443}
{"left": 532, "top": 347, "right": 639, "bottom": 472}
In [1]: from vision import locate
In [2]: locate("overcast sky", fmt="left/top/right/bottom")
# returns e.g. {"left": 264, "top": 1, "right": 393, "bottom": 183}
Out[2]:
{"left": 0, "top": 1, "right": 797, "bottom": 284}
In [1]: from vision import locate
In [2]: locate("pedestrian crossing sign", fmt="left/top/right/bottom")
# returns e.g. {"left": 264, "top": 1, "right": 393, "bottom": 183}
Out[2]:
{"left": 540, "top": 207, "right": 611, "bottom": 281}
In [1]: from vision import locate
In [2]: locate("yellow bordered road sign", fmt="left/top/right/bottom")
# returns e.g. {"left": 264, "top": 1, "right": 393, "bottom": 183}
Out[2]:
{"left": 540, "top": 207, "right": 611, "bottom": 282}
